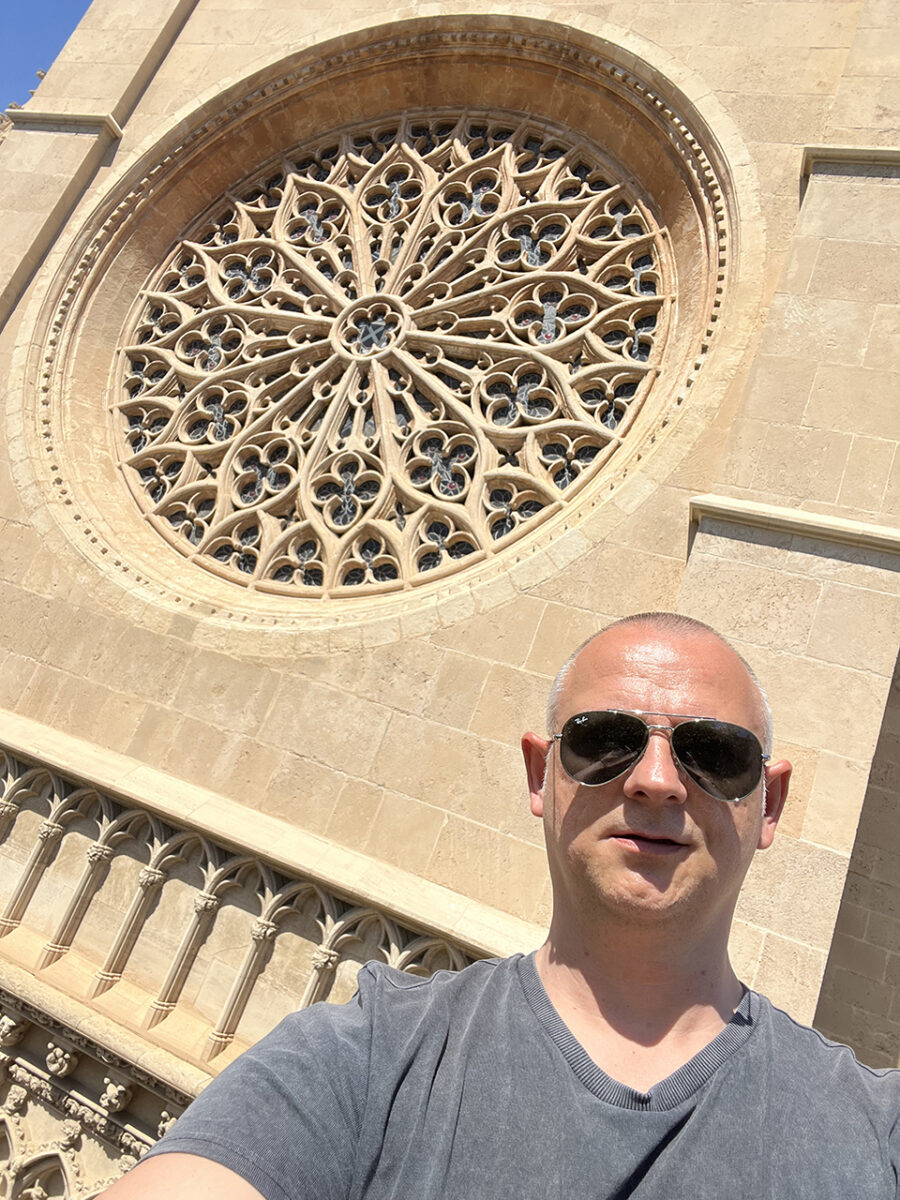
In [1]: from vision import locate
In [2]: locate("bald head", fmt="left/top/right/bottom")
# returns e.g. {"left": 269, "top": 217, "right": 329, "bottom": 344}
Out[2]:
{"left": 546, "top": 613, "right": 773, "bottom": 754}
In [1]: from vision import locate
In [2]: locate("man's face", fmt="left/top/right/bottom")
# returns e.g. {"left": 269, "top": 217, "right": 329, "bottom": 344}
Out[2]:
{"left": 522, "top": 624, "right": 790, "bottom": 933}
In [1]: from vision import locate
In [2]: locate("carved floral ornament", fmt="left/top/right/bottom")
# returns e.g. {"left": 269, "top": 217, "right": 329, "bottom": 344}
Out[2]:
{"left": 115, "top": 111, "right": 673, "bottom": 597}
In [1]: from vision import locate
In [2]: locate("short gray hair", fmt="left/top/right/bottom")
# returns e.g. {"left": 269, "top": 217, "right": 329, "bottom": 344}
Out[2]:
{"left": 545, "top": 612, "right": 774, "bottom": 755}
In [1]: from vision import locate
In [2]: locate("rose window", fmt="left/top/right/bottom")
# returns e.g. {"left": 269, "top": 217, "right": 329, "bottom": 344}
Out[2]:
{"left": 116, "top": 112, "right": 670, "bottom": 595}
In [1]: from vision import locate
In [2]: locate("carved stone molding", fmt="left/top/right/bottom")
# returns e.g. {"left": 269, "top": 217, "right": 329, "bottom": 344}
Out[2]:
{"left": 0, "top": 739, "right": 476, "bottom": 1073}
{"left": 0, "top": 988, "right": 190, "bottom": 1197}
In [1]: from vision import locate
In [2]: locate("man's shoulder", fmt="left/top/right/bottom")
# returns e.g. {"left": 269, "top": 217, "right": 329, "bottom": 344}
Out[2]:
{"left": 356, "top": 953, "right": 520, "bottom": 1004}
{"left": 755, "top": 991, "right": 900, "bottom": 1101}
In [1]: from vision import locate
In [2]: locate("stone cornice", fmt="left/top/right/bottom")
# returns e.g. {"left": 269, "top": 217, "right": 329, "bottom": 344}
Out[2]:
{"left": 689, "top": 494, "right": 900, "bottom": 558}
{"left": 801, "top": 144, "right": 900, "bottom": 177}
{"left": 5, "top": 109, "right": 124, "bottom": 140}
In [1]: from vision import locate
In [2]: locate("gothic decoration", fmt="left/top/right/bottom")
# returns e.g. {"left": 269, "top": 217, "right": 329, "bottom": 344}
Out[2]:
{"left": 0, "top": 990, "right": 191, "bottom": 1198}
{"left": 0, "top": 744, "right": 475, "bottom": 1068}
{"left": 116, "top": 112, "right": 669, "bottom": 595}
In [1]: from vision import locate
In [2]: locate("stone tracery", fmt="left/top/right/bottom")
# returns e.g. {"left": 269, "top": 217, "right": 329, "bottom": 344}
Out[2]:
{"left": 117, "top": 112, "right": 670, "bottom": 595}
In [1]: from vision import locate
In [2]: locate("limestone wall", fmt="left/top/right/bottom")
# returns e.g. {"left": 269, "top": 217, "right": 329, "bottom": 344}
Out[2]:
{"left": 0, "top": 0, "right": 898, "bottom": 1191}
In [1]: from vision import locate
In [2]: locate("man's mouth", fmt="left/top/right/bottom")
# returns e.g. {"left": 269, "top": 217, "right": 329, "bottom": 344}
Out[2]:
{"left": 608, "top": 831, "right": 689, "bottom": 855}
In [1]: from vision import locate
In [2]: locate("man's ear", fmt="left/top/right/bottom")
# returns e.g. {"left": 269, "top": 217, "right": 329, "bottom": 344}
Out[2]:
{"left": 757, "top": 758, "right": 791, "bottom": 850}
{"left": 522, "top": 731, "right": 551, "bottom": 818}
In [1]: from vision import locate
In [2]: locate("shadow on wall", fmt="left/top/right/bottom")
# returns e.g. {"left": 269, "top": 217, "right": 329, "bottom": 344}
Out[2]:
{"left": 815, "top": 647, "right": 900, "bottom": 1068}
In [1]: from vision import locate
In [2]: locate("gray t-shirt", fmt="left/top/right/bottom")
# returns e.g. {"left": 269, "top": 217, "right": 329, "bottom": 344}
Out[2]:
{"left": 147, "top": 954, "right": 900, "bottom": 1198}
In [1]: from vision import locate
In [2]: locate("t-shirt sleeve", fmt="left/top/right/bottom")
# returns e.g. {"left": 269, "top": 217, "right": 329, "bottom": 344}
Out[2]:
{"left": 141, "top": 963, "right": 379, "bottom": 1200}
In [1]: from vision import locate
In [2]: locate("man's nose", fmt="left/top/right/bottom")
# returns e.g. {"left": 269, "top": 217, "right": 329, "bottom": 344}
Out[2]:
{"left": 621, "top": 728, "right": 689, "bottom": 804}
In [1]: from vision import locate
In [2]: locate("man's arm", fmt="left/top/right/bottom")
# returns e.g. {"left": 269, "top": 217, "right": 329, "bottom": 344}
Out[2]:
{"left": 98, "top": 1153, "right": 265, "bottom": 1199}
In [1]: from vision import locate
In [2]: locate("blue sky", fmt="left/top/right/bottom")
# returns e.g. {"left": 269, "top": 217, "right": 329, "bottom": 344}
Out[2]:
{"left": 2, "top": 2, "right": 93, "bottom": 109}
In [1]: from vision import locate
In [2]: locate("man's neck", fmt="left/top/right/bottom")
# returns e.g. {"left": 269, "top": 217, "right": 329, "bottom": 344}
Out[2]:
{"left": 534, "top": 918, "right": 744, "bottom": 1092}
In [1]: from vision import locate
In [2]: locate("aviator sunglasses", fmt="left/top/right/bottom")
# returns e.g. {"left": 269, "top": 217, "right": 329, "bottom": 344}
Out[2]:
{"left": 551, "top": 710, "right": 769, "bottom": 803}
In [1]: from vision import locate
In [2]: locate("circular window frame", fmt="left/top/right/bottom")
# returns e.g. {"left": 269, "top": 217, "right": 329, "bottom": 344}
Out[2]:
{"left": 16, "top": 16, "right": 759, "bottom": 637}
{"left": 114, "top": 108, "right": 675, "bottom": 598}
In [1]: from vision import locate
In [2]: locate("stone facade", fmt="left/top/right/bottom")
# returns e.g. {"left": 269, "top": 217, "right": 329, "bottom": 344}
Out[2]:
{"left": 0, "top": 0, "right": 898, "bottom": 1194}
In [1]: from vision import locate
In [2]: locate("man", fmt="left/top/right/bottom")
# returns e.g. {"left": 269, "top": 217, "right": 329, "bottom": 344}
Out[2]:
{"left": 103, "top": 612, "right": 900, "bottom": 1198}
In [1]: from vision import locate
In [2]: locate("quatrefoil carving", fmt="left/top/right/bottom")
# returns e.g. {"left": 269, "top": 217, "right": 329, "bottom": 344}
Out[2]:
{"left": 116, "top": 111, "right": 670, "bottom": 595}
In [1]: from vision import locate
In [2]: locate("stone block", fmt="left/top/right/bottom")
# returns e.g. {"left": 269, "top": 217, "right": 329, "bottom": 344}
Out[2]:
{"left": 753, "top": 933, "right": 826, "bottom": 1024}
{"left": 773, "top": 742, "right": 817, "bottom": 840}
{"left": 423, "top": 651, "right": 492, "bottom": 732}
{"left": 884, "top": 447, "right": 900, "bottom": 519}
{"left": 807, "top": 242, "right": 900, "bottom": 306}
{"left": 372, "top": 709, "right": 531, "bottom": 838}
{"left": 171, "top": 649, "right": 277, "bottom": 736}
{"left": 679, "top": 44, "right": 846, "bottom": 94}
{"left": 678, "top": 556, "right": 821, "bottom": 654}
{"left": 750, "top": 646, "right": 888, "bottom": 761}
{"left": 799, "top": 177, "right": 900, "bottom": 243}
{"left": 203, "top": 736, "right": 284, "bottom": 805}
{"left": 524, "top": 603, "right": 609, "bottom": 681}
{"left": 738, "top": 835, "right": 851, "bottom": 950}
{"left": 0, "top": 650, "right": 38, "bottom": 711}
{"left": 802, "top": 752, "right": 870, "bottom": 854}
{"left": 803, "top": 363, "right": 899, "bottom": 439}
{"left": 844, "top": 26, "right": 900, "bottom": 76}
{"left": 260, "top": 753, "right": 347, "bottom": 837}
{"left": 609, "top": 486, "right": 692, "bottom": 559}
{"left": 722, "top": 93, "right": 831, "bottom": 143}
{"left": 833, "top": 900, "right": 869, "bottom": 941}
{"left": 751, "top": 423, "right": 852, "bottom": 504}
{"left": 534, "top": 542, "right": 683, "bottom": 615}
{"left": 728, "top": 919, "right": 764, "bottom": 982}
{"left": 260, "top": 677, "right": 391, "bottom": 778}
{"left": 366, "top": 791, "right": 446, "bottom": 875}
{"left": 758, "top": 296, "right": 875, "bottom": 367}
{"left": 426, "top": 817, "right": 549, "bottom": 923}
{"left": 827, "top": 965, "right": 895, "bottom": 1017}
{"left": 829, "top": 931, "right": 887, "bottom": 981}
{"left": 718, "top": 417, "right": 774, "bottom": 491}
{"left": 430, "top": 596, "right": 546, "bottom": 667}
{"left": 325, "top": 778, "right": 383, "bottom": 853}
{"left": 864, "top": 304, "right": 900, "bottom": 371}
{"left": 469, "top": 663, "right": 553, "bottom": 746}
{"left": 809, "top": 585, "right": 900, "bottom": 675}
{"left": 779, "top": 236, "right": 822, "bottom": 296}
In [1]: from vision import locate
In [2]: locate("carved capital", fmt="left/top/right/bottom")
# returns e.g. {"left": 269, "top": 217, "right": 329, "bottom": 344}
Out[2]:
{"left": 138, "top": 866, "right": 166, "bottom": 890}
{"left": 0, "top": 800, "right": 18, "bottom": 819}
{"left": 312, "top": 947, "right": 340, "bottom": 971}
{"left": 251, "top": 918, "right": 278, "bottom": 943}
{"left": 87, "top": 842, "right": 114, "bottom": 864}
{"left": 37, "top": 820, "right": 64, "bottom": 843}
{"left": 193, "top": 891, "right": 219, "bottom": 915}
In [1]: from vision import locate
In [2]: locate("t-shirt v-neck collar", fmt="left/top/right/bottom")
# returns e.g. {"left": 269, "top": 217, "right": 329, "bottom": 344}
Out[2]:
{"left": 517, "top": 952, "right": 759, "bottom": 1112}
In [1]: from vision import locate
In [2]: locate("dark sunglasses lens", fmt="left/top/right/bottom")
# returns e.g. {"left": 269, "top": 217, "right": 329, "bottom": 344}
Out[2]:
{"left": 560, "top": 712, "right": 647, "bottom": 785}
{"left": 672, "top": 720, "right": 763, "bottom": 801}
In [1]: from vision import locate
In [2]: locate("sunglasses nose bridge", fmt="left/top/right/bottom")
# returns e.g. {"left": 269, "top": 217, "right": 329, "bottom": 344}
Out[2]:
{"left": 624, "top": 723, "right": 690, "bottom": 799}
